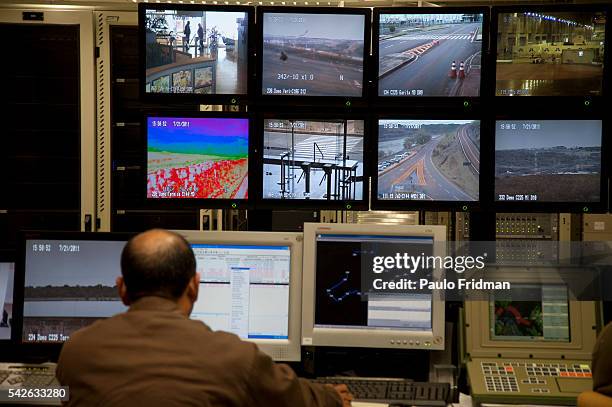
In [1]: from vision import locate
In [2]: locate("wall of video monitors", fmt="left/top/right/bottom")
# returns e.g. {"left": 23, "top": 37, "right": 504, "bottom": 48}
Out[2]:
{"left": 137, "top": 4, "right": 610, "bottom": 213}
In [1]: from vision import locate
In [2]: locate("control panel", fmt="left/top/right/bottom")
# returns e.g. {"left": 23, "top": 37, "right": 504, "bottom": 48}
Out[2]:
{"left": 468, "top": 358, "right": 592, "bottom": 406}
{"left": 494, "top": 239, "right": 559, "bottom": 264}
{"left": 495, "top": 213, "right": 560, "bottom": 264}
{"left": 496, "top": 213, "right": 558, "bottom": 240}
{"left": 456, "top": 212, "right": 470, "bottom": 241}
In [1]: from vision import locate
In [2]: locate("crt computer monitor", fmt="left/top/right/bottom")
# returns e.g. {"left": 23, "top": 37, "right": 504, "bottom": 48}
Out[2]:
{"left": 491, "top": 284, "right": 571, "bottom": 343}
{"left": 494, "top": 120, "right": 603, "bottom": 204}
{"left": 0, "top": 262, "right": 14, "bottom": 341}
{"left": 495, "top": 8, "right": 606, "bottom": 97}
{"left": 259, "top": 8, "right": 368, "bottom": 98}
{"left": 465, "top": 269, "right": 598, "bottom": 359}
{"left": 375, "top": 119, "right": 480, "bottom": 204}
{"left": 301, "top": 223, "right": 446, "bottom": 350}
{"left": 146, "top": 115, "right": 250, "bottom": 204}
{"left": 140, "top": 4, "right": 252, "bottom": 99}
{"left": 375, "top": 9, "right": 486, "bottom": 97}
{"left": 261, "top": 117, "right": 366, "bottom": 205}
{"left": 175, "top": 230, "right": 303, "bottom": 361}
{"left": 18, "top": 233, "right": 131, "bottom": 344}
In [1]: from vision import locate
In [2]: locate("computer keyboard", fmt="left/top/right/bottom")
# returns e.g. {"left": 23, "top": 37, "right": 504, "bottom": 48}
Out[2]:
{"left": 0, "top": 362, "right": 59, "bottom": 388}
{"left": 311, "top": 377, "right": 451, "bottom": 406}
{"left": 0, "top": 363, "right": 61, "bottom": 405}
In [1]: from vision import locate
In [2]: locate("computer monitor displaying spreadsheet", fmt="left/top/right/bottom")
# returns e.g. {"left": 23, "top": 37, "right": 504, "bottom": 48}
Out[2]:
{"left": 19, "top": 233, "right": 129, "bottom": 344}
{"left": 176, "top": 230, "right": 303, "bottom": 361}
{"left": 191, "top": 243, "right": 290, "bottom": 340}
{"left": 301, "top": 223, "right": 446, "bottom": 350}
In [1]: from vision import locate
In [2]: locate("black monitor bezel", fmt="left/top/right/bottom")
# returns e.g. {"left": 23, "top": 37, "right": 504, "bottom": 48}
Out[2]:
{"left": 489, "top": 4, "right": 610, "bottom": 109}
{"left": 13, "top": 231, "right": 136, "bottom": 348}
{"left": 254, "top": 111, "right": 370, "bottom": 210}
{"left": 490, "top": 116, "right": 609, "bottom": 213}
{"left": 371, "top": 6, "right": 491, "bottom": 107}
{"left": 138, "top": 3, "right": 256, "bottom": 105}
{"left": 143, "top": 111, "right": 255, "bottom": 210}
{"left": 370, "top": 113, "right": 489, "bottom": 212}
{"left": 255, "top": 6, "right": 372, "bottom": 108}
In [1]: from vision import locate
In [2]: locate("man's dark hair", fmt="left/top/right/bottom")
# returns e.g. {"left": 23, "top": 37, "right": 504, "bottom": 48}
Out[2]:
{"left": 120, "top": 230, "right": 196, "bottom": 301}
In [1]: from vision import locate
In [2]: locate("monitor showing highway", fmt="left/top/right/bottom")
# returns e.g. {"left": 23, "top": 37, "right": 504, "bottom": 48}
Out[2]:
{"left": 495, "top": 120, "right": 602, "bottom": 202}
{"left": 261, "top": 12, "right": 366, "bottom": 97}
{"left": 377, "top": 120, "right": 480, "bottom": 202}
{"left": 263, "top": 119, "right": 365, "bottom": 201}
{"left": 496, "top": 11, "right": 606, "bottom": 96}
{"left": 378, "top": 13, "right": 484, "bottom": 97}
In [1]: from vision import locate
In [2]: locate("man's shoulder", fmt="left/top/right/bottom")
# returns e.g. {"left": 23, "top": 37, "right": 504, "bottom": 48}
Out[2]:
{"left": 61, "top": 313, "right": 127, "bottom": 350}
{"left": 63, "top": 312, "right": 259, "bottom": 360}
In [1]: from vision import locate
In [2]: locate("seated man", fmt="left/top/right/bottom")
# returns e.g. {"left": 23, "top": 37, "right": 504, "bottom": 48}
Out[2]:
{"left": 593, "top": 322, "right": 612, "bottom": 397}
{"left": 57, "top": 229, "right": 351, "bottom": 407}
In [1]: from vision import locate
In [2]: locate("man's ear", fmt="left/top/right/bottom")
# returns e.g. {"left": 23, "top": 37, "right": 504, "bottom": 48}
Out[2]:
{"left": 187, "top": 272, "right": 200, "bottom": 304}
{"left": 116, "top": 276, "right": 131, "bottom": 306}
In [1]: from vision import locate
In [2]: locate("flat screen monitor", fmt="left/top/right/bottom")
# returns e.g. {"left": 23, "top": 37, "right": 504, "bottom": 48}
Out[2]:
{"left": 19, "top": 234, "right": 129, "bottom": 343}
{"left": 141, "top": 4, "right": 252, "bottom": 100}
{"left": 491, "top": 284, "right": 570, "bottom": 343}
{"left": 375, "top": 119, "right": 480, "bottom": 205}
{"left": 146, "top": 116, "right": 250, "bottom": 205}
{"left": 259, "top": 8, "right": 368, "bottom": 98}
{"left": 376, "top": 9, "right": 486, "bottom": 97}
{"left": 0, "top": 263, "right": 14, "bottom": 341}
{"left": 494, "top": 120, "right": 603, "bottom": 204}
{"left": 301, "top": 223, "right": 446, "bottom": 350}
{"left": 261, "top": 118, "right": 366, "bottom": 206}
{"left": 495, "top": 9, "right": 606, "bottom": 97}
{"left": 176, "top": 230, "right": 303, "bottom": 361}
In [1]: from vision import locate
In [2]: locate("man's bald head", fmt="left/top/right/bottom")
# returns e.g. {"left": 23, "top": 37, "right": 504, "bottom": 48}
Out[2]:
{"left": 120, "top": 229, "right": 196, "bottom": 302}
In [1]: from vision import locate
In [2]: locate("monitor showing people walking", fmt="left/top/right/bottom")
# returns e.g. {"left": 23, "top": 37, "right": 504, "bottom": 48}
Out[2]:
{"left": 141, "top": 4, "right": 251, "bottom": 97}
{"left": 375, "top": 9, "right": 486, "bottom": 97}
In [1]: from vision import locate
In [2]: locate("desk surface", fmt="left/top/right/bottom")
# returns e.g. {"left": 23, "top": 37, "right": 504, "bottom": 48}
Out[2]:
{"left": 352, "top": 393, "right": 567, "bottom": 407}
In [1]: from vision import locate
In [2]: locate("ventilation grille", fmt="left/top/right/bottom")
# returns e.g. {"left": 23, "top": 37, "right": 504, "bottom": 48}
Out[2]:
{"left": 353, "top": 211, "right": 419, "bottom": 225}
{"left": 268, "top": 346, "right": 289, "bottom": 361}
{"left": 96, "top": 12, "right": 107, "bottom": 228}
